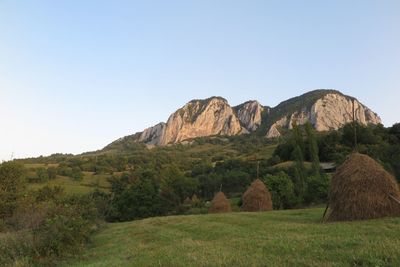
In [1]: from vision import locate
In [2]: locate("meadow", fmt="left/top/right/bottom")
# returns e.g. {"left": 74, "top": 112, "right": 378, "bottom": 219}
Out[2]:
{"left": 64, "top": 208, "right": 400, "bottom": 267}
{"left": 25, "top": 163, "right": 111, "bottom": 195}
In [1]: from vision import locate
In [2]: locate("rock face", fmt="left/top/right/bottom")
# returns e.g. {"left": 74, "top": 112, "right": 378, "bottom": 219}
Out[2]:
{"left": 106, "top": 89, "right": 382, "bottom": 149}
{"left": 234, "top": 101, "right": 266, "bottom": 131}
{"left": 138, "top": 122, "right": 165, "bottom": 145}
{"left": 266, "top": 92, "right": 381, "bottom": 138}
{"left": 135, "top": 97, "right": 243, "bottom": 146}
{"left": 159, "top": 97, "right": 242, "bottom": 145}
{"left": 311, "top": 93, "right": 381, "bottom": 131}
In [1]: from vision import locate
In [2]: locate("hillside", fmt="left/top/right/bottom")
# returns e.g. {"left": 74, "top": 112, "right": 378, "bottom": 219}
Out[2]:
{"left": 22, "top": 135, "right": 278, "bottom": 195}
{"left": 64, "top": 208, "right": 400, "bottom": 267}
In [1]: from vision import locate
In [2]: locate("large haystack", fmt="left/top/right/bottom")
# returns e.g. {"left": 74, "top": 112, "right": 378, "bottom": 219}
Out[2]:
{"left": 325, "top": 153, "right": 400, "bottom": 222}
{"left": 241, "top": 179, "right": 273, "bottom": 212}
{"left": 209, "top": 192, "right": 231, "bottom": 213}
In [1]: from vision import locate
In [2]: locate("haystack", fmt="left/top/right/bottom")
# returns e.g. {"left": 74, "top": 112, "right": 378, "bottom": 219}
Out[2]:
{"left": 325, "top": 153, "right": 400, "bottom": 222}
{"left": 183, "top": 197, "right": 192, "bottom": 205}
{"left": 209, "top": 192, "right": 231, "bottom": 213}
{"left": 191, "top": 194, "right": 201, "bottom": 207}
{"left": 241, "top": 179, "right": 273, "bottom": 212}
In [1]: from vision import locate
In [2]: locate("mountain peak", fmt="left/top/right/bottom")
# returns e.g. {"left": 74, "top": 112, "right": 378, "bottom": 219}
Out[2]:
{"left": 187, "top": 96, "right": 228, "bottom": 105}
{"left": 265, "top": 89, "right": 381, "bottom": 138}
{"left": 104, "top": 90, "right": 381, "bottom": 150}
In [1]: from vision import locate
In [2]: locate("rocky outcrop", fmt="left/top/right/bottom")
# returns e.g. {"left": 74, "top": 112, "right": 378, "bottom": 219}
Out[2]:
{"left": 138, "top": 122, "right": 166, "bottom": 145}
{"left": 266, "top": 93, "right": 381, "bottom": 138}
{"left": 135, "top": 97, "right": 243, "bottom": 146}
{"left": 234, "top": 101, "right": 266, "bottom": 131}
{"left": 266, "top": 117, "right": 288, "bottom": 138}
{"left": 107, "top": 90, "right": 382, "bottom": 149}
{"left": 159, "top": 97, "right": 242, "bottom": 145}
{"left": 310, "top": 93, "right": 381, "bottom": 131}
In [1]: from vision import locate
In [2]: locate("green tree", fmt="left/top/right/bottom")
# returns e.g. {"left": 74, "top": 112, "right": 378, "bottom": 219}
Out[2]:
{"left": 108, "top": 171, "right": 164, "bottom": 221}
{"left": 304, "top": 174, "right": 329, "bottom": 204}
{"left": 305, "top": 122, "right": 320, "bottom": 178}
{"left": 292, "top": 145, "right": 306, "bottom": 202}
{"left": 291, "top": 123, "right": 306, "bottom": 202}
{"left": 292, "top": 122, "right": 305, "bottom": 156}
{"left": 264, "top": 171, "right": 296, "bottom": 209}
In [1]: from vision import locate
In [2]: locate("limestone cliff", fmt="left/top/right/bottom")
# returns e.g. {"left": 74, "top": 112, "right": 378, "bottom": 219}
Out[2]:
{"left": 138, "top": 122, "right": 166, "bottom": 145}
{"left": 234, "top": 101, "right": 266, "bottom": 131}
{"left": 105, "top": 89, "right": 382, "bottom": 149}
{"left": 135, "top": 97, "right": 243, "bottom": 146}
{"left": 266, "top": 92, "right": 381, "bottom": 138}
{"left": 159, "top": 97, "right": 242, "bottom": 145}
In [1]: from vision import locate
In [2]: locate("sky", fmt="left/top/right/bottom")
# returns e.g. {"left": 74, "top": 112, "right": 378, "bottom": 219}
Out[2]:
{"left": 1, "top": 0, "right": 399, "bottom": 161}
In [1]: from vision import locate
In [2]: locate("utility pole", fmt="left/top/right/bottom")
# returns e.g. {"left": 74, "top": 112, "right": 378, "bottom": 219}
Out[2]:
{"left": 256, "top": 161, "right": 260, "bottom": 179}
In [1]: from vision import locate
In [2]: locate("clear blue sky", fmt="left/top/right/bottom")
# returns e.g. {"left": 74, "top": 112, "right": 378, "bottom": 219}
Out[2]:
{"left": 1, "top": 0, "right": 399, "bottom": 161}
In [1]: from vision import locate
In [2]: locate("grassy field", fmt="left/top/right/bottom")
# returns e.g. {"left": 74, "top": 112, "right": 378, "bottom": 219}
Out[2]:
{"left": 26, "top": 171, "right": 111, "bottom": 195}
{"left": 64, "top": 208, "right": 400, "bottom": 267}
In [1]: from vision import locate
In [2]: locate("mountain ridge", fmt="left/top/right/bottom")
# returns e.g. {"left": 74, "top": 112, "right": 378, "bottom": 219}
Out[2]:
{"left": 104, "top": 89, "right": 381, "bottom": 150}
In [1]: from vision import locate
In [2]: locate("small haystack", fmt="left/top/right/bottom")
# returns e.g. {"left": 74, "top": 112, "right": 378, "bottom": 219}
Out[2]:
{"left": 209, "top": 192, "right": 231, "bottom": 213}
{"left": 241, "top": 179, "right": 273, "bottom": 212}
{"left": 325, "top": 153, "right": 400, "bottom": 222}
{"left": 183, "top": 197, "right": 192, "bottom": 205}
{"left": 191, "top": 194, "right": 201, "bottom": 207}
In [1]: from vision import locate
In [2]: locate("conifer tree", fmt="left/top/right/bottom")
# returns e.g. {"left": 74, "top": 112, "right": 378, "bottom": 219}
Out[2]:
{"left": 305, "top": 122, "right": 320, "bottom": 178}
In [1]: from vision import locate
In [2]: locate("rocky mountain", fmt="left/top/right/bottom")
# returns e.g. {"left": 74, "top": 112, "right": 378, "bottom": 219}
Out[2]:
{"left": 234, "top": 101, "right": 267, "bottom": 132}
{"left": 159, "top": 97, "right": 242, "bottom": 146}
{"left": 264, "top": 90, "right": 381, "bottom": 138}
{"left": 105, "top": 89, "right": 381, "bottom": 149}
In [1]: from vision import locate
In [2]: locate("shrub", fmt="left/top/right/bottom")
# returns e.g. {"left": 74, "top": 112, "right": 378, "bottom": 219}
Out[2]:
{"left": 47, "top": 167, "right": 58, "bottom": 179}
{"left": 264, "top": 172, "right": 296, "bottom": 209}
{"left": 304, "top": 174, "right": 329, "bottom": 204}
{"left": 70, "top": 167, "right": 83, "bottom": 181}
{"left": 108, "top": 172, "right": 165, "bottom": 221}
{"left": 1, "top": 189, "right": 102, "bottom": 266}
{"left": 0, "top": 162, "right": 25, "bottom": 219}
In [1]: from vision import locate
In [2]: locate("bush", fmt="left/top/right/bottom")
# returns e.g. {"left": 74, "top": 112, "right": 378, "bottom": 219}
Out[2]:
{"left": 36, "top": 167, "right": 49, "bottom": 182}
{"left": 304, "top": 174, "right": 330, "bottom": 204}
{"left": 1, "top": 188, "right": 102, "bottom": 266}
{"left": 71, "top": 167, "right": 83, "bottom": 181}
{"left": 108, "top": 171, "right": 165, "bottom": 222}
{"left": 263, "top": 172, "right": 296, "bottom": 209}
{"left": 57, "top": 166, "right": 73, "bottom": 177}
{"left": 0, "top": 231, "right": 33, "bottom": 266}
{"left": 0, "top": 162, "right": 25, "bottom": 219}
{"left": 47, "top": 167, "right": 58, "bottom": 179}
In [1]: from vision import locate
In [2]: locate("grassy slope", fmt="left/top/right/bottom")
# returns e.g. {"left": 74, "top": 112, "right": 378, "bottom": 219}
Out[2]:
{"left": 65, "top": 208, "right": 400, "bottom": 267}
{"left": 27, "top": 173, "right": 111, "bottom": 195}
{"left": 25, "top": 163, "right": 111, "bottom": 195}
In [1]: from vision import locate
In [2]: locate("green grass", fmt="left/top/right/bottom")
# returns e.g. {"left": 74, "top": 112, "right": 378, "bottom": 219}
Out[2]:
{"left": 64, "top": 208, "right": 400, "bottom": 267}
{"left": 27, "top": 172, "right": 111, "bottom": 195}
{"left": 24, "top": 163, "right": 59, "bottom": 169}
{"left": 272, "top": 161, "right": 313, "bottom": 169}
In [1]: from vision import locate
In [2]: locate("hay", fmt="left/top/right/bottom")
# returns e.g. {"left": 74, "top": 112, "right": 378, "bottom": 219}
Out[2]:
{"left": 183, "top": 197, "right": 192, "bottom": 205}
{"left": 209, "top": 192, "right": 231, "bottom": 213}
{"left": 325, "top": 153, "right": 400, "bottom": 222}
{"left": 191, "top": 194, "right": 201, "bottom": 207}
{"left": 241, "top": 179, "right": 273, "bottom": 212}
